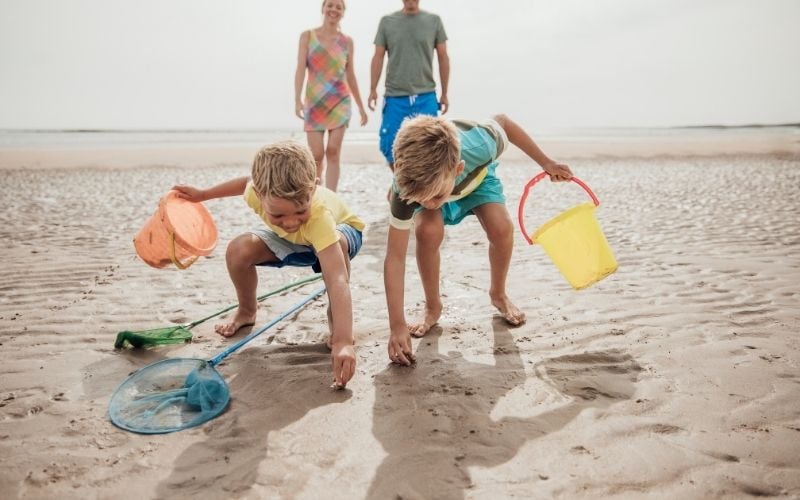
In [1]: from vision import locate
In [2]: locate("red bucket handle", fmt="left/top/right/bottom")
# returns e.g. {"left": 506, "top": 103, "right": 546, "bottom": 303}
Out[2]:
{"left": 517, "top": 172, "right": 600, "bottom": 245}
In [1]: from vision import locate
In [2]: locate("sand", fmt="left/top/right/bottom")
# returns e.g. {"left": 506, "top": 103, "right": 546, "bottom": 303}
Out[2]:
{"left": 0, "top": 132, "right": 799, "bottom": 499}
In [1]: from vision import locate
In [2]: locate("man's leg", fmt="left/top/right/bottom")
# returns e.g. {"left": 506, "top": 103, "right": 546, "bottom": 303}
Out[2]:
{"left": 379, "top": 96, "right": 412, "bottom": 169}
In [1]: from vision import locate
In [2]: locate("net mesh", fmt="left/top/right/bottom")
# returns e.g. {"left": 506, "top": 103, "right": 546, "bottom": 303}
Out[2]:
{"left": 108, "top": 358, "right": 229, "bottom": 434}
{"left": 114, "top": 326, "right": 193, "bottom": 349}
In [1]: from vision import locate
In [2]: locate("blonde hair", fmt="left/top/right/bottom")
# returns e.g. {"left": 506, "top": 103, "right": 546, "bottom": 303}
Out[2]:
{"left": 251, "top": 141, "right": 317, "bottom": 204}
{"left": 321, "top": 0, "right": 346, "bottom": 13}
{"left": 393, "top": 115, "right": 461, "bottom": 200}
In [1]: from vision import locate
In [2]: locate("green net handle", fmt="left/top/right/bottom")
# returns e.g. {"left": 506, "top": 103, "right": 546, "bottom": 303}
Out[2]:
{"left": 187, "top": 274, "right": 322, "bottom": 328}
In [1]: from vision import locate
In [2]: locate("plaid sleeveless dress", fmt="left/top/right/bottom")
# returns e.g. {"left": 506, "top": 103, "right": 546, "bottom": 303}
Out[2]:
{"left": 303, "top": 30, "right": 352, "bottom": 132}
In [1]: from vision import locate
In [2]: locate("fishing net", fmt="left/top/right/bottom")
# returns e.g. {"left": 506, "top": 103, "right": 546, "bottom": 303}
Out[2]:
{"left": 114, "top": 326, "right": 193, "bottom": 349}
{"left": 108, "top": 358, "right": 229, "bottom": 433}
{"left": 109, "top": 286, "right": 326, "bottom": 434}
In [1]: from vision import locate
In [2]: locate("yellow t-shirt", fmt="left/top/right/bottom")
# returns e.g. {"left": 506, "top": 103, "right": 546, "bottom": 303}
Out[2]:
{"left": 244, "top": 182, "right": 365, "bottom": 252}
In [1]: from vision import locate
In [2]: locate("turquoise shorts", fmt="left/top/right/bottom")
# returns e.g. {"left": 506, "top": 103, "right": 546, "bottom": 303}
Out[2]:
{"left": 250, "top": 224, "right": 362, "bottom": 273}
{"left": 438, "top": 162, "right": 506, "bottom": 225}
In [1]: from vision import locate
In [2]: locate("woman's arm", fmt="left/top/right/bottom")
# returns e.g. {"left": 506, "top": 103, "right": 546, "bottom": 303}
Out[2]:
{"left": 345, "top": 36, "right": 368, "bottom": 126}
{"left": 294, "top": 31, "right": 310, "bottom": 120}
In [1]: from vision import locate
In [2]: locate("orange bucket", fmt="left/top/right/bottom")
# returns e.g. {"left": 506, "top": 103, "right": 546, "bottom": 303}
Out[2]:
{"left": 133, "top": 190, "right": 218, "bottom": 269}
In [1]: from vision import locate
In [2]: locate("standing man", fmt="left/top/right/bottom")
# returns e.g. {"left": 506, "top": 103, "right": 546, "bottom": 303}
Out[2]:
{"left": 368, "top": 0, "right": 450, "bottom": 169}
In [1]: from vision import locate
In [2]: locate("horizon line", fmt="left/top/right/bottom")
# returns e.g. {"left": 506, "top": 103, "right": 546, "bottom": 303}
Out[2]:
{"left": 1, "top": 122, "right": 799, "bottom": 134}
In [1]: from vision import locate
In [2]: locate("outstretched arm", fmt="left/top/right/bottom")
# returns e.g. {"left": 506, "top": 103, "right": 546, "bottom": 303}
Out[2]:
{"left": 384, "top": 225, "right": 415, "bottom": 365}
{"left": 317, "top": 242, "right": 356, "bottom": 388}
{"left": 435, "top": 42, "right": 450, "bottom": 114}
{"left": 345, "top": 37, "right": 368, "bottom": 126}
{"left": 493, "top": 114, "right": 573, "bottom": 182}
{"left": 172, "top": 177, "right": 249, "bottom": 202}
{"left": 368, "top": 45, "right": 386, "bottom": 111}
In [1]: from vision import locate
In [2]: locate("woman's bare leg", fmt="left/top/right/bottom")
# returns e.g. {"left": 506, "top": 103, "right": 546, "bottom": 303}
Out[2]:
{"left": 324, "top": 126, "right": 346, "bottom": 191}
{"left": 306, "top": 130, "right": 326, "bottom": 184}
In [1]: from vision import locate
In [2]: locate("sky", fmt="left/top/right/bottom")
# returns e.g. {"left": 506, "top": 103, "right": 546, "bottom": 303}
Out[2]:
{"left": 1, "top": 0, "right": 798, "bottom": 132}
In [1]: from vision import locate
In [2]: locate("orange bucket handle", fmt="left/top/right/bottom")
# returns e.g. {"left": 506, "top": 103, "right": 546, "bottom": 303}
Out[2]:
{"left": 169, "top": 232, "right": 199, "bottom": 270}
{"left": 517, "top": 172, "right": 600, "bottom": 245}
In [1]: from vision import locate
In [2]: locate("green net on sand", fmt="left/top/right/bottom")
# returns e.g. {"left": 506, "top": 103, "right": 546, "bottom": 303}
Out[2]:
{"left": 113, "top": 274, "right": 322, "bottom": 349}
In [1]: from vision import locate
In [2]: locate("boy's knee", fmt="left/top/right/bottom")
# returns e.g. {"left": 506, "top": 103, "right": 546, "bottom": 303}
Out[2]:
{"left": 486, "top": 218, "right": 513, "bottom": 242}
{"left": 226, "top": 234, "right": 261, "bottom": 265}
{"left": 415, "top": 219, "right": 444, "bottom": 244}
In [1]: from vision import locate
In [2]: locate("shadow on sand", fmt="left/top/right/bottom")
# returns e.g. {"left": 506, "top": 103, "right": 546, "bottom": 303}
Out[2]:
{"left": 368, "top": 321, "right": 642, "bottom": 499}
{"left": 147, "top": 343, "right": 351, "bottom": 498}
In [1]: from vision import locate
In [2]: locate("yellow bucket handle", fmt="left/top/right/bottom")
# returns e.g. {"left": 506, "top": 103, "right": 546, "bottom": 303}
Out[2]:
{"left": 517, "top": 172, "right": 600, "bottom": 245}
{"left": 169, "top": 231, "right": 199, "bottom": 270}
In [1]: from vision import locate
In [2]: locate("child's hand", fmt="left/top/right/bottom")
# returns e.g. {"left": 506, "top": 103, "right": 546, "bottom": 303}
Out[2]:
{"left": 388, "top": 328, "right": 415, "bottom": 366}
{"left": 331, "top": 343, "right": 356, "bottom": 389}
{"left": 171, "top": 184, "right": 206, "bottom": 203}
{"left": 543, "top": 162, "right": 573, "bottom": 182}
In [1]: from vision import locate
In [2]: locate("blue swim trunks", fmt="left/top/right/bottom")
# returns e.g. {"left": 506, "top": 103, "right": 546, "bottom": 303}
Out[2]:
{"left": 379, "top": 91, "right": 439, "bottom": 164}
{"left": 250, "top": 224, "right": 362, "bottom": 273}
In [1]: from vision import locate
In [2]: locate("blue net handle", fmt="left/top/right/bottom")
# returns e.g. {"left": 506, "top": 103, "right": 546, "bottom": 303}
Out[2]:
{"left": 186, "top": 274, "right": 322, "bottom": 329}
{"left": 208, "top": 285, "right": 326, "bottom": 367}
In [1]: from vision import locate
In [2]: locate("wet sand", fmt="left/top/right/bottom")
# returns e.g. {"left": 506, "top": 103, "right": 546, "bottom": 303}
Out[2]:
{"left": 0, "top": 134, "right": 799, "bottom": 498}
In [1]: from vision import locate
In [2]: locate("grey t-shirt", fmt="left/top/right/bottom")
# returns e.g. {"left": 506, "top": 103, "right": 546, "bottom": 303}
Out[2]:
{"left": 374, "top": 10, "right": 448, "bottom": 96}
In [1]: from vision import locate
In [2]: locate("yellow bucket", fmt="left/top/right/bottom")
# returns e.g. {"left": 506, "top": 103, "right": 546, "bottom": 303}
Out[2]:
{"left": 517, "top": 173, "right": 618, "bottom": 289}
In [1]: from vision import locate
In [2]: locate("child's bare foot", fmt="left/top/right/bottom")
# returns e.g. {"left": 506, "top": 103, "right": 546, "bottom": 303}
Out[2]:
{"left": 409, "top": 302, "right": 442, "bottom": 337}
{"left": 491, "top": 295, "right": 526, "bottom": 326}
{"left": 214, "top": 309, "right": 256, "bottom": 338}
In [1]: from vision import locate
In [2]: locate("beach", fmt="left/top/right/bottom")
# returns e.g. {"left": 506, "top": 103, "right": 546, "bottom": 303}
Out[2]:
{"left": 1, "top": 129, "right": 799, "bottom": 498}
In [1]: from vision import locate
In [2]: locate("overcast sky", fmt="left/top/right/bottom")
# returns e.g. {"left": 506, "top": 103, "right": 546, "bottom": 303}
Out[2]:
{"left": 1, "top": 0, "right": 798, "bottom": 131}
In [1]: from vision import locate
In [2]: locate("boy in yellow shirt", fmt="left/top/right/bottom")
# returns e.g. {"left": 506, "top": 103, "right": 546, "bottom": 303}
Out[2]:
{"left": 173, "top": 141, "right": 363, "bottom": 388}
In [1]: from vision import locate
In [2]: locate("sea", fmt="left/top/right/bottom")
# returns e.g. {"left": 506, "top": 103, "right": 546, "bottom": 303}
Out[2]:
{"left": 1, "top": 126, "right": 797, "bottom": 150}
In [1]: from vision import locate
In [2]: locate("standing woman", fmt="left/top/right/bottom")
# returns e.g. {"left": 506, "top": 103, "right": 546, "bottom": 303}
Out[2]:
{"left": 295, "top": 0, "right": 367, "bottom": 192}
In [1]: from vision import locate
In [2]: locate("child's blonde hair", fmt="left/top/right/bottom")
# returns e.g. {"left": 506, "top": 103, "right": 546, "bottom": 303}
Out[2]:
{"left": 251, "top": 141, "right": 317, "bottom": 204}
{"left": 392, "top": 115, "right": 461, "bottom": 200}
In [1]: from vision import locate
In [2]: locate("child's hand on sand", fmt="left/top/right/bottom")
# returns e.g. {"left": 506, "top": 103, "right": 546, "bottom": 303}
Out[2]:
{"left": 388, "top": 328, "right": 416, "bottom": 366}
{"left": 542, "top": 161, "right": 573, "bottom": 182}
{"left": 331, "top": 343, "right": 356, "bottom": 389}
{"left": 171, "top": 184, "right": 206, "bottom": 202}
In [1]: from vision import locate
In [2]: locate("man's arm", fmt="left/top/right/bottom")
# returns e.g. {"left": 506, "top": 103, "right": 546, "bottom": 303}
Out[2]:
{"left": 368, "top": 45, "right": 386, "bottom": 111}
{"left": 384, "top": 225, "right": 415, "bottom": 365}
{"left": 435, "top": 42, "right": 450, "bottom": 114}
{"left": 492, "top": 114, "right": 573, "bottom": 181}
{"left": 316, "top": 242, "right": 356, "bottom": 388}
